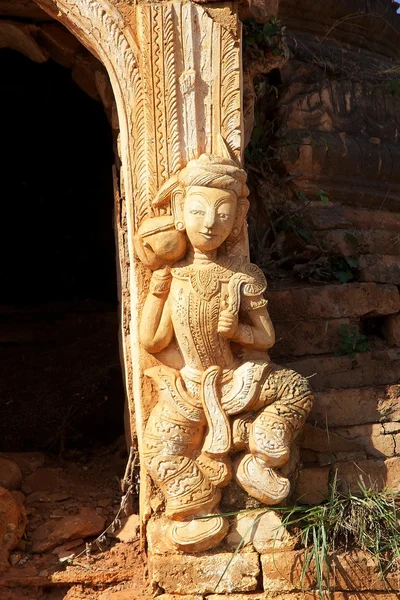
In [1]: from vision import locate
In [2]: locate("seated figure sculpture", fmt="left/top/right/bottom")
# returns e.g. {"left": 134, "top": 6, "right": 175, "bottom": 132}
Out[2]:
{"left": 136, "top": 153, "right": 313, "bottom": 552}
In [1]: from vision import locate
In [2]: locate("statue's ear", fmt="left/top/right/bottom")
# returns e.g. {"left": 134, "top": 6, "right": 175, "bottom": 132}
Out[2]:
{"left": 171, "top": 189, "right": 185, "bottom": 232}
{"left": 231, "top": 198, "right": 249, "bottom": 238}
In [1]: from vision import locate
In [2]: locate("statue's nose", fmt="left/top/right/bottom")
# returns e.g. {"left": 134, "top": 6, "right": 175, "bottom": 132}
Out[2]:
{"left": 204, "top": 210, "right": 216, "bottom": 229}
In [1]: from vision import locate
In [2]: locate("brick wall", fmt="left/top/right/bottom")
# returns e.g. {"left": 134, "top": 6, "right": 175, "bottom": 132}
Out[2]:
{"left": 251, "top": 0, "right": 400, "bottom": 501}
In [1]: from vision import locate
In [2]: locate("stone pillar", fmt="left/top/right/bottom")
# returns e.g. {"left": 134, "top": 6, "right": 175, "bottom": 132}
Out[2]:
{"left": 33, "top": 0, "right": 313, "bottom": 591}
{"left": 34, "top": 0, "right": 244, "bottom": 509}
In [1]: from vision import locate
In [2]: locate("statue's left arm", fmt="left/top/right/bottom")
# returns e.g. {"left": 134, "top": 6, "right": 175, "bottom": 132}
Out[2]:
{"left": 218, "top": 263, "right": 275, "bottom": 351}
{"left": 231, "top": 300, "right": 275, "bottom": 351}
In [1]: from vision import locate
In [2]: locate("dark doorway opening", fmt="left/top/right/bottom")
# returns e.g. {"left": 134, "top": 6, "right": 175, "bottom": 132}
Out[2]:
{"left": 0, "top": 49, "right": 125, "bottom": 452}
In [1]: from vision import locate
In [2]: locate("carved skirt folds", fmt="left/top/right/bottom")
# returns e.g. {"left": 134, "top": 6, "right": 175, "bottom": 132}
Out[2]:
{"left": 142, "top": 362, "right": 313, "bottom": 516}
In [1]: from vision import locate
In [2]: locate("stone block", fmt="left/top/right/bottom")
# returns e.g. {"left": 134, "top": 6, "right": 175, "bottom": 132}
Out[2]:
{"left": 309, "top": 385, "right": 400, "bottom": 428}
{"left": 318, "top": 451, "right": 367, "bottom": 467}
{"left": 342, "top": 207, "right": 400, "bottom": 233}
{"left": 323, "top": 230, "right": 400, "bottom": 257}
{"left": 114, "top": 514, "right": 140, "bottom": 543}
{"left": 383, "top": 422, "right": 400, "bottom": 434}
{"left": 158, "top": 596, "right": 203, "bottom": 600}
{"left": 71, "top": 53, "right": 100, "bottom": 101}
{"left": 268, "top": 283, "right": 400, "bottom": 324}
{"left": 0, "top": 457, "right": 22, "bottom": 491}
{"left": 334, "top": 457, "right": 400, "bottom": 494}
{"left": 0, "top": 452, "right": 45, "bottom": 476}
{"left": 358, "top": 255, "right": 400, "bottom": 285}
{"left": 262, "top": 549, "right": 400, "bottom": 592}
{"left": 262, "top": 551, "right": 316, "bottom": 592}
{"left": 308, "top": 202, "right": 352, "bottom": 231}
{"left": 22, "top": 467, "right": 67, "bottom": 495}
{"left": 272, "top": 318, "right": 353, "bottom": 358}
{"left": 252, "top": 511, "right": 296, "bottom": 553}
{"left": 208, "top": 595, "right": 400, "bottom": 600}
{"left": 283, "top": 348, "right": 400, "bottom": 391}
{"left": 293, "top": 467, "right": 329, "bottom": 505}
{"left": 0, "top": 22, "right": 48, "bottom": 63}
{"left": 0, "top": 486, "right": 27, "bottom": 572}
{"left": 149, "top": 552, "right": 260, "bottom": 594}
{"left": 226, "top": 510, "right": 295, "bottom": 553}
{"left": 334, "top": 424, "right": 396, "bottom": 458}
{"left": 300, "top": 424, "right": 362, "bottom": 454}
{"left": 210, "top": 595, "right": 400, "bottom": 600}
{"left": 31, "top": 507, "right": 105, "bottom": 552}
{"left": 146, "top": 516, "right": 173, "bottom": 555}
{"left": 226, "top": 512, "right": 258, "bottom": 549}
{"left": 99, "top": 592, "right": 153, "bottom": 600}
{"left": 383, "top": 314, "right": 400, "bottom": 346}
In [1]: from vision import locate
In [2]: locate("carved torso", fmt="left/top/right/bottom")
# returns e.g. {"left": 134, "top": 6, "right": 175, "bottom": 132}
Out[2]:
{"left": 170, "top": 254, "right": 266, "bottom": 372}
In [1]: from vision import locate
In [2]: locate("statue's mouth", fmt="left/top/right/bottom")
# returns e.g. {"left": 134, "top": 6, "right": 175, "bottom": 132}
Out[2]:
{"left": 200, "top": 232, "right": 214, "bottom": 239}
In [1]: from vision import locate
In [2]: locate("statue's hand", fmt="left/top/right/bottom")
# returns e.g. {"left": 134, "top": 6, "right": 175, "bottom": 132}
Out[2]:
{"left": 218, "top": 310, "right": 238, "bottom": 339}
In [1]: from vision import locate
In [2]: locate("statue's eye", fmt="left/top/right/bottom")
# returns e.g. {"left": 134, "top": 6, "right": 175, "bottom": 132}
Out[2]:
{"left": 190, "top": 209, "right": 205, "bottom": 215}
{"left": 219, "top": 213, "right": 229, "bottom": 220}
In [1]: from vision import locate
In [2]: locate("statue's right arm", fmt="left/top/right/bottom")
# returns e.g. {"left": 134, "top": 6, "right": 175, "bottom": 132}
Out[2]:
{"left": 139, "top": 269, "right": 174, "bottom": 354}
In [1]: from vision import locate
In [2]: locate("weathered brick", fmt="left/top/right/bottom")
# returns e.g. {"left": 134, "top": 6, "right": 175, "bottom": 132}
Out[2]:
{"left": 383, "top": 422, "right": 400, "bottom": 434}
{"left": 358, "top": 255, "right": 400, "bottom": 285}
{"left": 334, "top": 457, "right": 400, "bottom": 494}
{"left": 342, "top": 207, "right": 400, "bottom": 232}
{"left": 323, "top": 230, "right": 400, "bottom": 257}
{"left": 383, "top": 314, "right": 400, "bottom": 346}
{"left": 158, "top": 596, "right": 203, "bottom": 600}
{"left": 293, "top": 467, "right": 330, "bottom": 505}
{"left": 282, "top": 348, "right": 400, "bottom": 390}
{"left": 300, "top": 423, "right": 362, "bottom": 454}
{"left": 334, "top": 424, "right": 396, "bottom": 458}
{"left": 226, "top": 510, "right": 295, "bottom": 554}
{"left": 318, "top": 450, "right": 367, "bottom": 466}
{"left": 262, "top": 549, "right": 400, "bottom": 592}
{"left": 308, "top": 202, "right": 351, "bottom": 230}
{"left": 149, "top": 553, "right": 260, "bottom": 594}
{"left": 145, "top": 517, "right": 171, "bottom": 555}
{"left": 272, "top": 318, "right": 353, "bottom": 358}
{"left": 309, "top": 385, "right": 400, "bottom": 428}
{"left": 209, "top": 594, "right": 399, "bottom": 600}
{"left": 268, "top": 283, "right": 400, "bottom": 324}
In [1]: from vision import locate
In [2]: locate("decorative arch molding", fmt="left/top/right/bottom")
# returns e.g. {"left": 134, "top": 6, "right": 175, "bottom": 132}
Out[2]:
{"left": 32, "top": 0, "right": 246, "bottom": 531}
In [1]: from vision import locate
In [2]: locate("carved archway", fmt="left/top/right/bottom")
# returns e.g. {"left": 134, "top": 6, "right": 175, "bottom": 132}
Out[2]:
{"left": 22, "top": 2, "right": 315, "bottom": 591}
{"left": 32, "top": 0, "right": 246, "bottom": 525}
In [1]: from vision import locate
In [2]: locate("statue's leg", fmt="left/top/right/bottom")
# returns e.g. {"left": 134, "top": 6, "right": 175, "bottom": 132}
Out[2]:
{"left": 234, "top": 366, "right": 313, "bottom": 505}
{"left": 249, "top": 366, "right": 314, "bottom": 467}
{"left": 143, "top": 400, "right": 228, "bottom": 551}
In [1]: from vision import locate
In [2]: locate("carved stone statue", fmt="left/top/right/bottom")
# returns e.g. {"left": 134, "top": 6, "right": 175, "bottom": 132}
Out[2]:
{"left": 136, "top": 153, "right": 313, "bottom": 552}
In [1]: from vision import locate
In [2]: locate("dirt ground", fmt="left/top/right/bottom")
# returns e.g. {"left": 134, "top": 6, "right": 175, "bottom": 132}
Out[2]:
{"left": 0, "top": 447, "right": 150, "bottom": 600}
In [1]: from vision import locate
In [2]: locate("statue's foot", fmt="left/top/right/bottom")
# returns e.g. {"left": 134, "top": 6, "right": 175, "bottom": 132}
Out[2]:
{"left": 249, "top": 415, "right": 292, "bottom": 468}
{"left": 168, "top": 513, "right": 229, "bottom": 552}
{"left": 235, "top": 452, "right": 290, "bottom": 505}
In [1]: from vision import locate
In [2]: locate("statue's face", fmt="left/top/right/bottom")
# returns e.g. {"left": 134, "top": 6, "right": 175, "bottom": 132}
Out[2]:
{"left": 183, "top": 186, "right": 237, "bottom": 252}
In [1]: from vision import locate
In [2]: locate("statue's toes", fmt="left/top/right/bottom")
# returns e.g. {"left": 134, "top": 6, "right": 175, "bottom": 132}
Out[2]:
{"left": 234, "top": 452, "right": 290, "bottom": 505}
{"left": 168, "top": 514, "right": 229, "bottom": 552}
